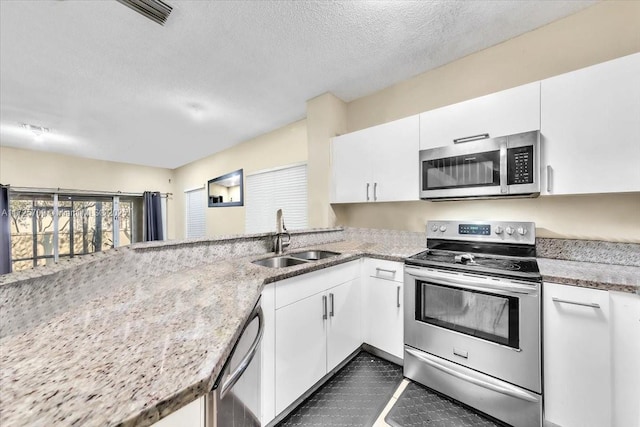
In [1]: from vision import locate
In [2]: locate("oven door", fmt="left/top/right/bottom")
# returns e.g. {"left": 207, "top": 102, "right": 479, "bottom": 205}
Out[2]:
{"left": 404, "top": 266, "right": 541, "bottom": 393}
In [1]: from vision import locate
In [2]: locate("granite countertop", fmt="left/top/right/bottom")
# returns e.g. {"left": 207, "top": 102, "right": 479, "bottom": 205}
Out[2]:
{"left": 0, "top": 240, "right": 423, "bottom": 427}
{"left": 537, "top": 257, "right": 640, "bottom": 295}
{"left": 2, "top": 232, "right": 636, "bottom": 427}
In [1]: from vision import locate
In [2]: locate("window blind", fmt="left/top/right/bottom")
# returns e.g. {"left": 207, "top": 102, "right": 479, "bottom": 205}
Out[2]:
{"left": 185, "top": 187, "right": 205, "bottom": 239}
{"left": 245, "top": 164, "right": 308, "bottom": 234}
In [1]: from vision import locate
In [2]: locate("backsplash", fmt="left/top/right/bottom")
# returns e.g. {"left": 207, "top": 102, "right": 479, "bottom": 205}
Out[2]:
{"left": 342, "top": 227, "right": 425, "bottom": 247}
{"left": 536, "top": 238, "right": 640, "bottom": 267}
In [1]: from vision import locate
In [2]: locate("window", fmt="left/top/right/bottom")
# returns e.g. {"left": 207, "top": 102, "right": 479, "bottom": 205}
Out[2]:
{"left": 245, "top": 163, "right": 308, "bottom": 234}
{"left": 185, "top": 187, "right": 206, "bottom": 239}
{"left": 9, "top": 192, "right": 143, "bottom": 272}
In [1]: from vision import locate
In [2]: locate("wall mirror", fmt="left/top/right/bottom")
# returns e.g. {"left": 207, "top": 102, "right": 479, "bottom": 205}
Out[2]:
{"left": 208, "top": 169, "right": 243, "bottom": 207}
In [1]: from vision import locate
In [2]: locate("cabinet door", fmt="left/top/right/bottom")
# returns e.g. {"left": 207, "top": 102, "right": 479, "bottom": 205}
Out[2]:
{"left": 274, "top": 293, "right": 327, "bottom": 414}
{"left": 369, "top": 115, "right": 420, "bottom": 202}
{"left": 419, "top": 82, "right": 540, "bottom": 149}
{"left": 541, "top": 53, "right": 640, "bottom": 195}
{"left": 610, "top": 292, "right": 640, "bottom": 427}
{"left": 363, "top": 276, "right": 404, "bottom": 360}
{"left": 543, "top": 283, "right": 611, "bottom": 427}
{"left": 331, "top": 131, "right": 371, "bottom": 203}
{"left": 327, "top": 278, "right": 362, "bottom": 371}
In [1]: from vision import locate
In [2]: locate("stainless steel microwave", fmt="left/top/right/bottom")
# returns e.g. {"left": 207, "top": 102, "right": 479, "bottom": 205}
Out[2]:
{"left": 419, "top": 130, "right": 540, "bottom": 200}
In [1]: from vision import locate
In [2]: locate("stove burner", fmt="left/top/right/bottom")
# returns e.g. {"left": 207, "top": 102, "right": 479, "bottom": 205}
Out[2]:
{"left": 406, "top": 248, "right": 540, "bottom": 280}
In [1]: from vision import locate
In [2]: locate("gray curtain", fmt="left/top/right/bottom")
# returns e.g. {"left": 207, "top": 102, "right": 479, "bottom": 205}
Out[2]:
{"left": 143, "top": 191, "right": 163, "bottom": 241}
{"left": 0, "top": 185, "right": 11, "bottom": 274}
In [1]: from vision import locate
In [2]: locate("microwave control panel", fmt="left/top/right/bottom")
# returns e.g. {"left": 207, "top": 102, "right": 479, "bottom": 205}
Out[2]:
{"left": 507, "top": 145, "right": 534, "bottom": 185}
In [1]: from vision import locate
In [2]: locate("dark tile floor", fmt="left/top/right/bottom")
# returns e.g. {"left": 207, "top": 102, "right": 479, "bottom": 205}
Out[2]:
{"left": 277, "top": 351, "right": 502, "bottom": 427}
{"left": 385, "top": 381, "right": 501, "bottom": 427}
{"left": 277, "top": 352, "right": 403, "bottom": 426}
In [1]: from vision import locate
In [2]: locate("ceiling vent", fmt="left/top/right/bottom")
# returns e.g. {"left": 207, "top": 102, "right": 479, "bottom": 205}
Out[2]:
{"left": 115, "top": 0, "right": 172, "bottom": 26}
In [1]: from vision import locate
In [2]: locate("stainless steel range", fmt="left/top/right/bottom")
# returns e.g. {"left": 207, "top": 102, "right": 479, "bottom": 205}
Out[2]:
{"left": 404, "top": 220, "right": 542, "bottom": 427}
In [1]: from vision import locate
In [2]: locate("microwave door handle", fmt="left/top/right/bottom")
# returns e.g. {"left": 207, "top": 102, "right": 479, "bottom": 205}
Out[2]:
{"left": 404, "top": 267, "right": 537, "bottom": 295}
{"left": 453, "top": 133, "right": 490, "bottom": 144}
{"left": 500, "top": 142, "right": 508, "bottom": 194}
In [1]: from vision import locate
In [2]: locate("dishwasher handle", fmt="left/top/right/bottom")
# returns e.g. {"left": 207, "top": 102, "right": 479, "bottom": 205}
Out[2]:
{"left": 219, "top": 303, "right": 264, "bottom": 399}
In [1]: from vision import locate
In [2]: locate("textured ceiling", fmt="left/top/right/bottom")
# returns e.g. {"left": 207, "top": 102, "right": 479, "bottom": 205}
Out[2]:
{"left": 0, "top": 0, "right": 595, "bottom": 169}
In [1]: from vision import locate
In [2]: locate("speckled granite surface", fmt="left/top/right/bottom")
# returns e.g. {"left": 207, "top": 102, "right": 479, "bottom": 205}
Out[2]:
{"left": 538, "top": 258, "right": 640, "bottom": 294}
{"left": 537, "top": 238, "right": 640, "bottom": 267}
{"left": 536, "top": 237, "right": 640, "bottom": 295}
{"left": 0, "top": 229, "right": 423, "bottom": 427}
{"left": 3, "top": 227, "right": 638, "bottom": 427}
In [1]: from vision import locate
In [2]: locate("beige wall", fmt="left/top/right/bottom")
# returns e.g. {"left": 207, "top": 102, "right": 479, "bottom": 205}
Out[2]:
{"left": 333, "top": 194, "right": 640, "bottom": 242}
{"left": 332, "top": 0, "right": 640, "bottom": 242}
{"left": 306, "top": 93, "right": 347, "bottom": 228}
{"left": 0, "top": 146, "right": 176, "bottom": 238}
{"left": 172, "top": 119, "right": 307, "bottom": 239}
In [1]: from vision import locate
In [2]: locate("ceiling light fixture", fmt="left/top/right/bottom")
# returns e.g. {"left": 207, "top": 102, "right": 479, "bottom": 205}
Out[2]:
{"left": 115, "top": 0, "right": 173, "bottom": 26}
{"left": 20, "top": 123, "right": 50, "bottom": 142}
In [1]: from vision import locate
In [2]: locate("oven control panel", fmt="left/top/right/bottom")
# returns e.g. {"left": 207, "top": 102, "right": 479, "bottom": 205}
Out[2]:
{"left": 427, "top": 220, "right": 536, "bottom": 245}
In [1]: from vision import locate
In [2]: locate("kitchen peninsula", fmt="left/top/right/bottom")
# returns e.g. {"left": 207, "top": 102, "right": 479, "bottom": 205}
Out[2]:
{"left": 1, "top": 228, "right": 638, "bottom": 427}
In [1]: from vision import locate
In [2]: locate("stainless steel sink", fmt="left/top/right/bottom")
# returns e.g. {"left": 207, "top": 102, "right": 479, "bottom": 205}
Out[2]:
{"left": 251, "top": 250, "right": 341, "bottom": 268}
{"left": 252, "top": 256, "right": 309, "bottom": 268}
{"left": 288, "top": 250, "right": 341, "bottom": 261}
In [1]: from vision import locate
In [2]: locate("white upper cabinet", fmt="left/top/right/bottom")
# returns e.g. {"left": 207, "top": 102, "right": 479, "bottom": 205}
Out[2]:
{"left": 540, "top": 53, "right": 640, "bottom": 195}
{"left": 419, "top": 82, "right": 541, "bottom": 149}
{"left": 331, "top": 115, "right": 420, "bottom": 203}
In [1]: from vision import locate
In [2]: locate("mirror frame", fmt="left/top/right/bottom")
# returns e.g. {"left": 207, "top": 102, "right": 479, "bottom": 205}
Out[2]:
{"left": 207, "top": 169, "right": 244, "bottom": 207}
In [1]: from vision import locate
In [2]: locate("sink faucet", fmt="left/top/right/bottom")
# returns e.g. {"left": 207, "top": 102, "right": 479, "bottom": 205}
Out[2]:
{"left": 274, "top": 209, "right": 291, "bottom": 255}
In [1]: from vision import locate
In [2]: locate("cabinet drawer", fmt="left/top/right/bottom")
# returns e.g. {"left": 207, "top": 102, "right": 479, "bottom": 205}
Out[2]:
{"left": 364, "top": 258, "right": 403, "bottom": 283}
{"left": 275, "top": 260, "right": 360, "bottom": 309}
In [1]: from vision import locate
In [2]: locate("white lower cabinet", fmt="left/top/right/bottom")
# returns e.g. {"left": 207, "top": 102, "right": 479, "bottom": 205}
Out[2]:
{"left": 610, "top": 291, "right": 640, "bottom": 427}
{"left": 326, "top": 278, "right": 362, "bottom": 371}
{"left": 275, "top": 287, "right": 329, "bottom": 413}
{"left": 263, "top": 261, "right": 361, "bottom": 420}
{"left": 151, "top": 397, "right": 204, "bottom": 427}
{"left": 362, "top": 259, "right": 404, "bottom": 359}
{"left": 543, "top": 283, "right": 611, "bottom": 427}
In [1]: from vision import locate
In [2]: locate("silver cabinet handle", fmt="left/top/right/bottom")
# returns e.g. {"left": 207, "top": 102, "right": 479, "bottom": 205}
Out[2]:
{"left": 219, "top": 303, "right": 264, "bottom": 398}
{"left": 453, "top": 133, "right": 490, "bottom": 144}
{"left": 396, "top": 286, "right": 401, "bottom": 308}
{"left": 552, "top": 297, "right": 600, "bottom": 309}
{"left": 546, "top": 165, "right": 553, "bottom": 193}
{"left": 376, "top": 267, "right": 397, "bottom": 275}
{"left": 329, "top": 293, "right": 335, "bottom": 317}
{"left": 366, "top": 183, "right": 370, "bottom": 201}
{"left": 373, "top": 182, "right": 377, "bottom": 201}
{"left": 322, "top": 295, "right": 328, "bottom": 319}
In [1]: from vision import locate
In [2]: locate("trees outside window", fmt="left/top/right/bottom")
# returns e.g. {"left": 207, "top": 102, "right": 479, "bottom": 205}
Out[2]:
{"left": 9, "top": 194, "right": 143, "bottom": 272}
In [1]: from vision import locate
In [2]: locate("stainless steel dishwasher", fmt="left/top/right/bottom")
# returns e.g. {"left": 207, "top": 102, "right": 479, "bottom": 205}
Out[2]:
{"left": 206, "top": 299, "right": 264, "bottom": 427}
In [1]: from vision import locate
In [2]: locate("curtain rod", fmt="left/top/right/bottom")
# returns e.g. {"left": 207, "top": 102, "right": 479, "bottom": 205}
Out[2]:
{"left": 4, "top": 185, "right": 172, "bottom": 198}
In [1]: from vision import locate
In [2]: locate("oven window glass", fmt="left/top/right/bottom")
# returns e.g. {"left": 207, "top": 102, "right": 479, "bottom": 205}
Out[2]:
{"left": 423, "top": 150, "right": 500, "bottom": 190}
{"left": 416, "top": 281, "right": 519, "bottom": 348}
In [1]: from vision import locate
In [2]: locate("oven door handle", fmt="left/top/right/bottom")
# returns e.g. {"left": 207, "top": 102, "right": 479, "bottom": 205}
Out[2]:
{"left": 404, "top": 267, "right": 538, "bottom": 295}
{"left": 406, "top": 348, "right": 540, "bottom": 403}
